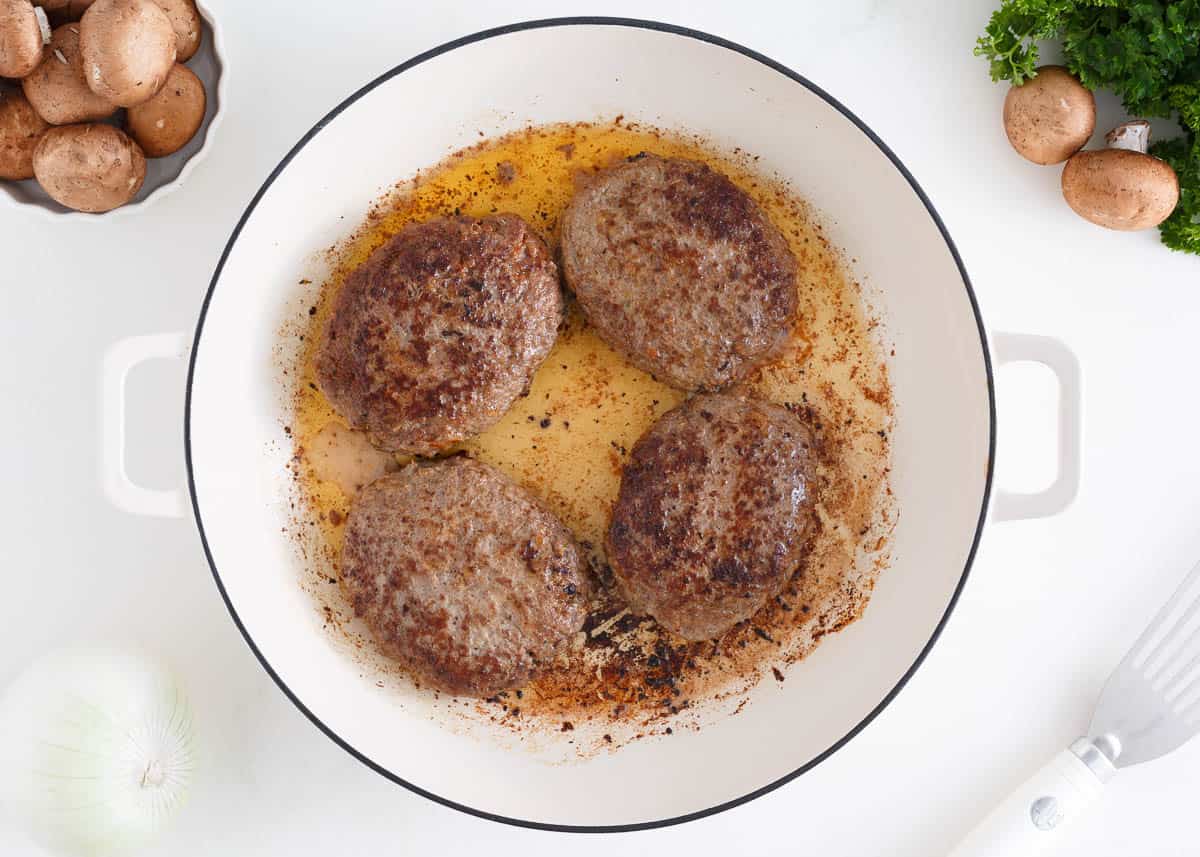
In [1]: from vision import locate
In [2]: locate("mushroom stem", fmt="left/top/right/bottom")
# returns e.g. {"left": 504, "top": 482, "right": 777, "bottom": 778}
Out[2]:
{"left": 34, "top": 6, "right": 51, "bottom": 43}
{"left": 1105, "top": 120, "right": 1151, "bottom": 153}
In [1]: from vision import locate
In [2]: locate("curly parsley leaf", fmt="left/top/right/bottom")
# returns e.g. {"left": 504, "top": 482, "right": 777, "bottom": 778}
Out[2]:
{"left": 974, "top": 0, "right": 1074, "bottom": 84}
{"left": 1063, "top": 1, "right": 1200, "bottom": 117}
{"left": 1168, "top": 82, "right": 1200, "bottom": 134}
{"left": 1151, "top": 133, "right": 1200, "bottom": 254}
{"left": 1161, "top": 86, "right": 1200, "bottom": 249}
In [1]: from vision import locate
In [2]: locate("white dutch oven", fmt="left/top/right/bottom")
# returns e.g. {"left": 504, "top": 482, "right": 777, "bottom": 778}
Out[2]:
{"left": 100, "top": 19, "right": 1082, "bottom": 832}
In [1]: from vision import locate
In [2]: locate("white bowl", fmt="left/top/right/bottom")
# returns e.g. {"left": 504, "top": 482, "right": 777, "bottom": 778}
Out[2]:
{"left": 0, "top": 0, "right": 226, "bottom": 219}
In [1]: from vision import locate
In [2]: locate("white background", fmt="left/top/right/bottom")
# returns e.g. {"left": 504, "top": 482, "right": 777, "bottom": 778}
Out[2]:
{"left": 3, "top": 0, "right": 1199, "bottom": 854}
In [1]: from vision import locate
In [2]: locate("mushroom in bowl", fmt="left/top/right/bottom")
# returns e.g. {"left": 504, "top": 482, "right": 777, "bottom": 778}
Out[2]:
{"left": 0, "top": 0, "right": 224, "bottom": 217}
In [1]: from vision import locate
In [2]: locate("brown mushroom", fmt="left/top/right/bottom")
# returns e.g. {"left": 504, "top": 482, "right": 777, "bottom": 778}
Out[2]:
{"left": 1003, "top": 66, "right": 1096, "bottom": 165}
{"left": 0, "top": 0, "right": 48, "bottom": 78}
{"left": 1061, "top": 120, "right": 1180, "bottom": 231}
{"left": 79, "top": 0, "right": 174, "bottom": 107}
{"left": 22, "top": 23, "right": 115, "bottom": 124}
{"left": 126, "top": 60, "right": 202, "bottom": 156}
{"left": 0, "top": 82, "right": 48, "bottom": 178}
{"left": 151, "top": 0, "right": 198, "bottom": 62}
{"left": 32, "top": 121, "right": 145, "bottom": 211}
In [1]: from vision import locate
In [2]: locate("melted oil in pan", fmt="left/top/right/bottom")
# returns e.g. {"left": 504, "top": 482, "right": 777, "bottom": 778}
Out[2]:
{"left": 285, "top": 121, "right": 894, "bottom": 753}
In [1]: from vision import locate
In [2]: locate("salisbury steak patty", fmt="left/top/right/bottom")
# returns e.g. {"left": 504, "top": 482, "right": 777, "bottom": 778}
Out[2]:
{"left": 560, "top": 154, "right": 797, "bottom": 391}
{"left": 341, "top": 457, "right": 591, "bottom": 697}
{"left": 606, "top": 393, "right": 817, "bottom": 641}
{"left": 317, "top": 214, "right": 562, "bottom": 455}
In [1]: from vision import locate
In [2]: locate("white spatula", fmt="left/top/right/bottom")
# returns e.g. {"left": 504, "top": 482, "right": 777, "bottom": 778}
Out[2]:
{"left": 951, "top": 560, "right": 1200, "bottom": 856}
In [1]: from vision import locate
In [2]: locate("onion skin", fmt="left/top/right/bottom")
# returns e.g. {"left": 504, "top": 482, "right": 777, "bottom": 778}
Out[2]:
{"left": 0, "top": 647, "right": 197, "bottom": 854}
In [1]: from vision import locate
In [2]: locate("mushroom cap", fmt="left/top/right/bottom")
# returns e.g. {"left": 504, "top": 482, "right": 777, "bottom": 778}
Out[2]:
{"left": 79, "top": 0, "right": 175, "bottom": 107}
{"left": 0, "top": 83, "right": 48, "bottom": 179}
{"left": 1061, "top": 149, "right": 1179, "bottom": 231}
{"left": 151, "top": 0, "right": 199, "bottom": 63}
{"left": 32, "top": 121, "right": 145, "bottom": 212}
{"left": 125, "top": 60, "right": 203, "bottom": 156}
{"left": 1004, "top": 65, "right": 1096, "bottom": 165}
{"left": 22, "top": 23, "right": 116, "bottom": 125}
{"left": 0, "top": 0, "right": 45, "bottom": 78}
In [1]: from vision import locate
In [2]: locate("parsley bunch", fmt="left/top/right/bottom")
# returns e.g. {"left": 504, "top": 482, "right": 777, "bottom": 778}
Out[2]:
{"left": 976, "top": 0, "right": 1200, "bottom": 254}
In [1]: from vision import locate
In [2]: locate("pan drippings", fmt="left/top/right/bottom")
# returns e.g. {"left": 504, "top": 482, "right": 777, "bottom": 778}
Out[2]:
{"left": 282, "top": 121, "right": 895, "bottom": 754}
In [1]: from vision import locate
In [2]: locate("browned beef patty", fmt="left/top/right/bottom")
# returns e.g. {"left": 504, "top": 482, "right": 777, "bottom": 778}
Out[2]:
{"left": 341, "top": 457, "right": 591, "bottom": 697}
{"left": 560, "top": 154, "right": 797, "bottom": 391}
{"left": 316, "top": 214, "right": 562, "bottom": 456}
{"left": 606, "top": 393, "right": 817, "bottom": 641}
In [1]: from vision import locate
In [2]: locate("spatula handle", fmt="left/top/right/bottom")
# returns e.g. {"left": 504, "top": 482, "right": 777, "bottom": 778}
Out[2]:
{"left": 948, "top": 746, "right": 1108, "bottom": 857}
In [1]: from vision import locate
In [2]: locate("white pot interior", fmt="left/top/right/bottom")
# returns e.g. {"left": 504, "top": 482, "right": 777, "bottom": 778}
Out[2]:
{"left": 188, "top": 21, "right": 992, "bottom": 829}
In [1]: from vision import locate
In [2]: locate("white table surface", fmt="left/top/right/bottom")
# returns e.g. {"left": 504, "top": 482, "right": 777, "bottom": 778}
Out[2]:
{"left": 3, "top": 0, "right": 1199, "bottom": 854}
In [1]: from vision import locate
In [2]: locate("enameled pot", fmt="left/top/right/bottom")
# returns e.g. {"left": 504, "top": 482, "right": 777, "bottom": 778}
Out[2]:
{"left": 101, "top": 18, "right": 1081, "bottom": 832}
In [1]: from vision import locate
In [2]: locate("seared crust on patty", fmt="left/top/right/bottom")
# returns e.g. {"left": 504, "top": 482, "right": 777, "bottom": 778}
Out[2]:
{"left": 561, "top": 154, "right": 797, "bottom": 391}
{"left": 341, "top": 457, "right": 592, "bottom": 697}
{"left": 606, "top": 393, "right": 817, "bottom": 641}
{"left": 317, "top": 214, "right": 562, "bottom": 455}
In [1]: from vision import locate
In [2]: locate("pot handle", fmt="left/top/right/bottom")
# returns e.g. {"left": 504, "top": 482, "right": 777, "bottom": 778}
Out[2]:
{"left": 990, "top": 333, "right": 1081, "bottom": 522}
{"left": 100, "top": 332, "right": 190, "bottom": 519}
